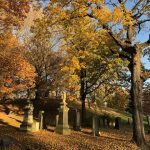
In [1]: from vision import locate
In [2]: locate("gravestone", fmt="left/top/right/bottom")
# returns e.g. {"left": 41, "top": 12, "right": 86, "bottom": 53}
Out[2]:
{"left": 20, "top": 100, "right": 39, "bottom": 132}
{"left": 128, "top": 118, "right": 133, "bottom": 126}
{"left": 114, "top": 117, "right": 121, "bottom": 129}
{"left": 109, "top": 120, "right": 115, "bottom": 128}
{"left": 147, "top": 115, "right": 150, "bottom": 134}
{"left": 55, "top": 92, "right": 71, "bottom": 135}
{"left": 92, "top": 115, "right": 100, "bottom": 136}
{"left": 73, "top": 109, "right": 81, "bottom": 131}
{"left": 56, "top": 115, "right": 59, "bottom": 126}
{"left": 32, "top": 121, "right": 40, "bottom": 132}
{"left": 20, "top": 100, "right": 34, "bottom": 131}
{"left": 39, "top": 111, "right": 44, "bottom": 130}
{"left": 107, "top": 117, "right": 110, "bottom": 127}
{"left": 101, "top": 116, "right": 107, "bottom": 128}
{"left": 147, "top": 115, "right": 150, "bottom": 126}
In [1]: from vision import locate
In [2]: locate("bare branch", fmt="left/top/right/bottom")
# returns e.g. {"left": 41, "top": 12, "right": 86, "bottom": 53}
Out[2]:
{"left": 132, "top": 0, "right": 144, "bottom": 12}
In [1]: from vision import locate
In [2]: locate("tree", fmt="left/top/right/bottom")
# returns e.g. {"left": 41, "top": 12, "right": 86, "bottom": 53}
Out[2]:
{"left": 43, "top": 0, "right": 150, "bottom": 148}
{"left": 0, "top": 0, "right": 30, "bottom": 33}
{"left": 0, "top": 33, "right": 36, "bottom": 100}
{"left": 107, "top": 88, "right": 129, "bottom": 111}
{"left": 25, "top": 18, "right": 65, "bottom": 100}
{"left": 61, "top": 16, "right": 128, "bottom": 124}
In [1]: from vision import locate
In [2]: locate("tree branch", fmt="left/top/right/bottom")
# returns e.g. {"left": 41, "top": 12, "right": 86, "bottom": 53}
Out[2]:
{"left": 132, "top": 0, "right": 144, "bottom": 12}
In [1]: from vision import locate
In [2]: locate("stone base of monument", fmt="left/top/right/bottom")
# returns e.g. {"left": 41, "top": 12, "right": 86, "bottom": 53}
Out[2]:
{"left": 20, "top": 121, "right": 39, "bottom": 132}
{"left": 31, "top": 121, "right": 40, "bottom": 132}
{"left": 73, "top": 126, "right": 81, "bottom": 131}
{"left": 55, "top": 125, "right": 71, "bottom": 135}
{"left": 92, "top": 130, "right": 100, "bottom": 136}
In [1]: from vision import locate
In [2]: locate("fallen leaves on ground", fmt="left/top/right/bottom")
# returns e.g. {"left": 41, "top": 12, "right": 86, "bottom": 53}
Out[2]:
{"left": 0, "top": 110, "right": 149, "bottom": 150}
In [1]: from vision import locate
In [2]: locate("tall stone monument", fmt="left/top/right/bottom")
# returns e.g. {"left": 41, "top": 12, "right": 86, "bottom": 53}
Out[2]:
{"left": 73, "top": 109, "right": 81, "bottom": 131}
{"left": 20, "top": 100, "right": 39, "bottom": 132}
{"left": 55, "top": 92, "right": 71, "bottom": 135}
{"left": 20, "top": 100, "right": 34, "bottom": 131}
{"left": 92, "top": 114, "right": 100, "bottom": 136}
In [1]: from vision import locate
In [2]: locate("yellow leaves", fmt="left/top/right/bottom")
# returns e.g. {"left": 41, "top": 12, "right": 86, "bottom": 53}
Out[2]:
{"left": 70, "top": 75, "right": 79, "bottom": 82}
{"left": 0, "top": 32, "right": 36, "bottom": 98}
{"left": 94, "top": 6, "right": 112, "bottom": 24}
{"left": 113, "top": 7, "right": 123, "bottom": 22}
{"left": 61, "top": 66, "right": 70, "bottom": 72}
{"left": 122, "top": 11, "right": 133, "bottom": 26}
{"left": 71, "top": 56, "right": 80, "bottom": 70}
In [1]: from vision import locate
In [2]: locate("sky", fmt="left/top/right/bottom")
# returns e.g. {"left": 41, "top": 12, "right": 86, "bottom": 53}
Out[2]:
{"left": 26, "top": 0, "right": 150, "bottom": 80}
{"left": 137, "top": 25, "right": 150, "bottom": 70}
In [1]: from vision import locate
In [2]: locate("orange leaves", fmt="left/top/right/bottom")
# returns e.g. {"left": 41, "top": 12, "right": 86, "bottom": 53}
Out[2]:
{"left": 94, "top": 6, "right": 112, "bottom": 24}
{"left": 0, "top": 0, "right": 30, "bottom": 32}
{"left": 0, "top": 33, "right": 36, "bottom": 99}
{"left": 71, "top": 57, "right": 81, "bottom": 70}
{"left": 113, "top": 7, "right": 123, "bottom": 22}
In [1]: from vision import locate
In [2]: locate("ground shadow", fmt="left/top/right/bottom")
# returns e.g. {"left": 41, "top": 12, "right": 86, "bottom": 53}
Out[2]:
{"left": 9, "top": 116, "right": 22, "bottom": 123}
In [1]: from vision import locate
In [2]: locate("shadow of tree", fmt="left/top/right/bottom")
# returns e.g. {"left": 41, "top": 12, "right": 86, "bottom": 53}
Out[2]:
{"left": 0, "top": 119, "right": 51, "bottom": 150}
{"left": 8, "top": 117, "right": 22, "bottom": 124}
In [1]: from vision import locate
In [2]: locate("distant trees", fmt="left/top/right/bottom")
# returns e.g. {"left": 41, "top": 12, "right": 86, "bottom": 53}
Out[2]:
{"left": 25, "top": 18, "right": 65, "bottom": 100}
{"left": 107, "top": 88, "right": 129, "bottom": 111}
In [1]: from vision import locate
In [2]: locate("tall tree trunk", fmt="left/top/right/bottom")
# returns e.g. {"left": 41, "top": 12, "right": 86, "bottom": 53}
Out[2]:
{"left": 130, "top": 48, "right": 149, "bottom": 149}
{"left": 81, "top": 93, "right": 86, "bottom": 126}
{"left": 80, "top": 69, "right": 86, "bottom": 126}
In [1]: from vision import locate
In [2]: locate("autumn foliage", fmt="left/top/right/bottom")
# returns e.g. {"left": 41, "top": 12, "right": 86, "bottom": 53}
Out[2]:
{"left": 0, "top": 33, "right": 36, "bottom": 99}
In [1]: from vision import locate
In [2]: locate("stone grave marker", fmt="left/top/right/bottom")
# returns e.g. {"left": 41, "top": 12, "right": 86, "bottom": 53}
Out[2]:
{"left": 128, "top": 118, "right": 133, "bottom": 126}
{"left": 56, "top": 115, "right": 59, "bottom": 126}
{"left": 147, "top": 115, "right": 150, "bottom": 126}
{"left": 114, "top": 117, "right": 121, "bottom": 130}
{"left": 55, "top": 92, "right": 71, "bottom": 135}
{"left": 39, "top": 111, "right": 44, "bottom": 130}
{"left": 92, "top": 114, "right": 100, "bottom": 136}
{"left": 20, "top": 100, "right": 39, "bottom": 132}
{"left": 73, "top": 109, "right": 81, "bottom": 131}
{"left": 147, "top": 115, "right": 150, "bottom": 134}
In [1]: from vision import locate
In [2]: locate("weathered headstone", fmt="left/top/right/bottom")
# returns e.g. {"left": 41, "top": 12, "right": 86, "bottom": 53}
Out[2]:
{"left": 92, "top": 115, "right": 100, "bottom": 136}
{"left": 56, "top": 115, "right": 59, "bottom": 126}
{"left": 32, "top": 121, "right": 40, "bottom": 132}
{"left": 147, "top": 115, "right": 150, "bottom": 126}
{"left": 39, "top": 111, "right": 44, "bottom": 130}
{"left": 109, "top": 120, "right": 115, "bottom": 128}
{"left": 101, "top": 116, "right": 107, "bottom": 128}
{"left": 73, "top": 109, "right": 81, "bottom": 131}
{"left": 114, "top": 117, "right": 121, "bottom": 129}
{"left": 147, "top": 115, "right": 150, "bottom": 134}
{"left": 55, "top": 92, "right": 71, "bottom": 135}
{"left": 20, "top": 100, "right": 34, "bottom": 131}
{"left": 107, "top": 117, "right": 110, "bottom": 127}
{"left": 128, "top": 118, "right": 133, "bottom": 126}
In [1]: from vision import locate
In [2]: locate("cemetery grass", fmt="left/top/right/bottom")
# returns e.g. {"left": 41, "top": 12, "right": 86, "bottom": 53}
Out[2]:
{"left": 0, "top": 107, "right": 149, "bottom": 150}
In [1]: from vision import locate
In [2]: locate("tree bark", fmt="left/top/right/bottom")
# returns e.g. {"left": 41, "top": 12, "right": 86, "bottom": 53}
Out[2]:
{"left": 130, "top": 48, "right": 149, "bottom": 149}
{"left": 80, "top": 69, "right": 87, "bottom": 126}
